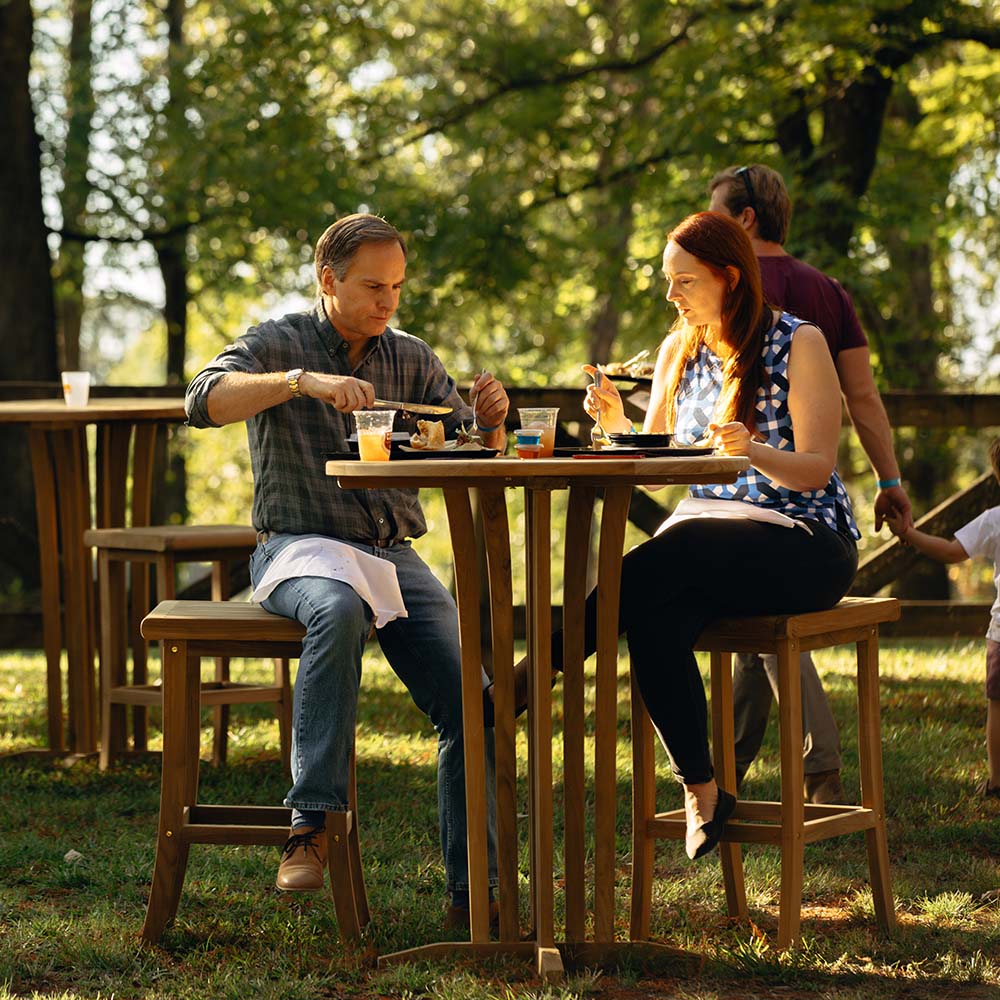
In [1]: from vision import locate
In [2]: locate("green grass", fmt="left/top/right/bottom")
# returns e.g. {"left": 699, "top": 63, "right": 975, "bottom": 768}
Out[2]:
{"left": 2, "top": 639, "right": 1000, "bottom": 999}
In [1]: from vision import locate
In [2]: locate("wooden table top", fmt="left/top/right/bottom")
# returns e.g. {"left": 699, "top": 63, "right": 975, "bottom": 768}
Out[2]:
{"left": 326, "top": 453, "right": 749, "bottom": 488}
{"left": 0, "top": 397, "right": 187, "bottom": 424}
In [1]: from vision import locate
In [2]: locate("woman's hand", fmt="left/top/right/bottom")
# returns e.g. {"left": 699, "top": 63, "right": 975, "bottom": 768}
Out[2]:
{"left": 707, "top": 420, "right": 752, "bottom": 456}
{"left": 581, "top": 364, "right": 632, "bottom": 434}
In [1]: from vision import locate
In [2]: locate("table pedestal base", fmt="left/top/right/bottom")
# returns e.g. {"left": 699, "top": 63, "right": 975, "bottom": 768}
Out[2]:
{"left": 377, "top": 939, "right": 701, "bottom": 982}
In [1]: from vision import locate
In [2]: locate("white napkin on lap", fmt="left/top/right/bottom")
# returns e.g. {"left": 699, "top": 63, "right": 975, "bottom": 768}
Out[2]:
{"left": 252, "top": 536, "right": 408, "bottom": 627}
{"left": 656, "top": 497, "right": 813, "bottom": 535}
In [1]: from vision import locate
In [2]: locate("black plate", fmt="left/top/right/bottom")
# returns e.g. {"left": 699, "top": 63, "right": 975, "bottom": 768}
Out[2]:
{"left": 607, "top": 432, "right": 673, "bottom": 447}
{"left": 394, "top": 447, "right": 499, "bottom": 460}
{"left": 570, "top": 445, "right": 714, "bottom": 457}
{"left": 605, "top": 373, "right": 653, "bottom": 385}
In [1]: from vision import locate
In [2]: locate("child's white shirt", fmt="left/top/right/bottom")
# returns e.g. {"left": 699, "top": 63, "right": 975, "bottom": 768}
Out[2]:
{"left": 954, "top": 504, "right": 1000, "bottom": 642}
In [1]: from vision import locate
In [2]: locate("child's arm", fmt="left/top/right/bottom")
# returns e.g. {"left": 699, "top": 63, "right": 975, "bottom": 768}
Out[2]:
{"left": 885, "top": 510, "right": 969, "bottom": 564}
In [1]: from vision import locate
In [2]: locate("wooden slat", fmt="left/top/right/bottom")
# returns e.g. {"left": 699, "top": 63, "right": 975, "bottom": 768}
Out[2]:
{"left": 442, "top": 486, "right": 491, "bottom": 945}
{"left": 852, "top": 472, "right": 1000, "bottom": 596}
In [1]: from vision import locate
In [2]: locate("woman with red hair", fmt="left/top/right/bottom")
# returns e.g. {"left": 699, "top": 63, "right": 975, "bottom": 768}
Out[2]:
{"left": 578, "top": 211, "right": 859, "bottom": 859}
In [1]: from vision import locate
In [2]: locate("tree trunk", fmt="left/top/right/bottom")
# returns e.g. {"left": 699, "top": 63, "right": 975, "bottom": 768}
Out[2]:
{"left": 0, "top": 0, "right": 58, "bottom": 590}
{"left": 54, "top": 0, "right": 95, "bottom": 372}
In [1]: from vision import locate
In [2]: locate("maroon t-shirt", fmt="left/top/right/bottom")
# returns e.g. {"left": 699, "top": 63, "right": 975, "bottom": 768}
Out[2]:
{"left": 758, "top": 255, "right": 867, "bottom": 358}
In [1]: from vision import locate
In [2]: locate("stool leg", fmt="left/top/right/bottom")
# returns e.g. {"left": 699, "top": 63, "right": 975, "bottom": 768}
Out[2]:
{"left": 276, "top": 658, "right": 292, "bottom": 775}
{"left": 347, "top": 742, "right": 370, "bottom": 928}
{"left": 775, "top": 637, "right": 804, "bottom": 949}
{"left": 210, "top": 560, "right": 231, "bottom": 767}
{"left": 98, "top": 551, "right": 128, "bottom": 770}
{"left": 130, "top": 556, "right": 153, "bottom": 751}
{"left": 711, "top": 651, "right": 747, "bottom": 919}
{"left": 629, "top": 669, "right": 655, "bottom": 940}
{"left": 857, "top": 632, "right": 896, "bottom": 935}
{"left": 141, "top": 639, "right": 200, "bottom": 943}
{"left": 324, "top": 744, "right": 370, "bottom": 944}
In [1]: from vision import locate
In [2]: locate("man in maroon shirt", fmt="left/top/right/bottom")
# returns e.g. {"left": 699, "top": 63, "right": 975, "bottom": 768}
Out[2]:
{"left": 708, "top": 164, "right": 912, "bottom": 804}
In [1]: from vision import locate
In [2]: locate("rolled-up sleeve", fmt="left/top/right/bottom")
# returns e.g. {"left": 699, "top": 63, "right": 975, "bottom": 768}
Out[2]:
{"left": 185, "top": 329, "right": 270, "bottom": 427}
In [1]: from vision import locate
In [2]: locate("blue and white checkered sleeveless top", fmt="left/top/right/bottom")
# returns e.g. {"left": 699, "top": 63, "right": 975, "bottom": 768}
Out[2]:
{"left": 673, "top": 312, "right": 860, "bottom": 538}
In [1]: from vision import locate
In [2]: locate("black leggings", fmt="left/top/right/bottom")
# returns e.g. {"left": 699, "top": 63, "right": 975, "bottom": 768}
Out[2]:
{"left": 552, "top": 515, "right": 857, "bottom": 785}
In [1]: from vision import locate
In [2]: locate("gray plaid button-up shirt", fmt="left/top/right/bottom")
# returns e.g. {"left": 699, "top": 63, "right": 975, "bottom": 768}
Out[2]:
{"left": 185, "top": 303, "right": 473, "bottom": 543}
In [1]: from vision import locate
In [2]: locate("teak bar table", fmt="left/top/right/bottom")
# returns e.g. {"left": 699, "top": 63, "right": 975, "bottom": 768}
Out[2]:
{"left": 0, "top": 397, "right": 187, "bottom": 754}
{"left": 327, "top": 453, "right": 748, "bottom": 980}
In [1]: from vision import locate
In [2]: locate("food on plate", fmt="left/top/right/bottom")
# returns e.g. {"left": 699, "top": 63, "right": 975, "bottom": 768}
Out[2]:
{"left": 598, "top": 348, "right": 654, "bottom": 378}
{"left": 455, "top": 422, "right": 484, "bottom": 447}
{"left": 409, "top": 419, "right": 446, "bottom": 450}
{"left": 408, "top": 419, "right": 490, "bottom": 452}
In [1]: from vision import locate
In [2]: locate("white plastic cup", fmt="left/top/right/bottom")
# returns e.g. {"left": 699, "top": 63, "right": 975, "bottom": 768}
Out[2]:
{"left": 517, "top": 407, "right": 559, "bottom": 457}
{"left": 61, "top": 371, "right": 91, "bottom": 408}
{"left": 353, "top": 409, "right": 396, "bottom": 461}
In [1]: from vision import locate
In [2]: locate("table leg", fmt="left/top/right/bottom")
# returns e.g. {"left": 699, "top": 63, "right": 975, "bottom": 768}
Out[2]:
{"left": 593, "top": 485, "right": 630, "bottom": 941}
{"left": 27, "top": 428, "right": 64, "bottom": 751}
{"left": 442, "top": 488, "right": 491, "bottom": 943}
{"left": 51, "top": 427, "right": 97, "bottom": 753}
{"left": 478, "top": 487, "right": 520, "bottom": 942}
{"left": 525, "top": 488, "right": 561, "bottom": 981}
{"left": 562, "top": 486, "right": 596, "bottom": 942}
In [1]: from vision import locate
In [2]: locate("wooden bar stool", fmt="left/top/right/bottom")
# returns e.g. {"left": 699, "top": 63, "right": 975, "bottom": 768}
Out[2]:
{"left": 138, "top": 600, "right": 369, "bottom": 946}
{"left": 84, "top": 524, "right": 291, "bottom": 770}
{"left": 630, "top": 596, "right": 900, "bottom": 949}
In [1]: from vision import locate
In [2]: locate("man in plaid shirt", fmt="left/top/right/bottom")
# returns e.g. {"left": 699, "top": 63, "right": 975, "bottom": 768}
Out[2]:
{"left": 186, "top": 214, "right": 508, "bottom": 927}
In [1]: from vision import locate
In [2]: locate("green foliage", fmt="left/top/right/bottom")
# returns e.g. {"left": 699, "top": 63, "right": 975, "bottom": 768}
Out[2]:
{"left": 29, "top": 0, "right": 1000, "bottom": 394}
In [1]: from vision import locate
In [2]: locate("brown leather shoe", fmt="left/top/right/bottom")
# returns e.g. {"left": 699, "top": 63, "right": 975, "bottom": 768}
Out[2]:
{"left": 445, "top": 898, "right": 500, "bottom": 933}
{"left": 804, "top": 769, "right": 848, "bottom": 805}
{"left": 276, "top": 825, "right": 327, "bottom": 892}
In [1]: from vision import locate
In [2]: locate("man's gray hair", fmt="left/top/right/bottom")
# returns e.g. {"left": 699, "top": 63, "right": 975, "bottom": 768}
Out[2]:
{"left": 314, "top": 213, "right": 407, "bottom": 289}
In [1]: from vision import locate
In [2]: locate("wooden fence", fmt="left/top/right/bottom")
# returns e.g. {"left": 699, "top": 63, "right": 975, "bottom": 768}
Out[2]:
{"left": 1, "top": 383, "right": 998, "bottom": 646}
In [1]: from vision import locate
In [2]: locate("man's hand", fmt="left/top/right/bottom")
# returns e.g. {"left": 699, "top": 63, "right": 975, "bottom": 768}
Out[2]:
{"left": 874, "top": 484, "right": 913, "bottom": 533}
{"left": 470, "top": 370, "right": 509, "bottom": 433}
{"left": 883, "top": 508, "right": 911, "bottom": 544}
{"left": 299, "top": 372, "right": 375, "bottom": 412}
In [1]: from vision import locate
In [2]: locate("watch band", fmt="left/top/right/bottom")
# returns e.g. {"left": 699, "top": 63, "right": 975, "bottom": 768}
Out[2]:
{"left": 286, "top": 368, "right": 303, "bottom": 398}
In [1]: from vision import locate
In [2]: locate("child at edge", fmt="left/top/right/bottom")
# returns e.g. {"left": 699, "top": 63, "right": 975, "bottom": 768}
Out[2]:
{"left": 885, "top": 437, "right": 1000, "bottom": 799}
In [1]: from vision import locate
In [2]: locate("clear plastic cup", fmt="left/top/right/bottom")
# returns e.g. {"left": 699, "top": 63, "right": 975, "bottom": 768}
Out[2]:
{"left": 61, "top": 371, "right": 91, "bottom": 408}
{"left": 517, "top": 407, "right": 558, "bottom": 457}
{"left": 354, "top": 409, "right": 396, "bottom": 461}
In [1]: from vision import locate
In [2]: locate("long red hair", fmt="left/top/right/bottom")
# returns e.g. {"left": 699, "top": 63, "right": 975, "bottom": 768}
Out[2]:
{"left": 660, "top": 212, "right": 770, "bottom": 435}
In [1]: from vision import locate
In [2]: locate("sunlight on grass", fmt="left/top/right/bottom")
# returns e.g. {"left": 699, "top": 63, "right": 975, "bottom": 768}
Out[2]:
{"left": 3, "top": 638, "right": 1000, "bottom": 997}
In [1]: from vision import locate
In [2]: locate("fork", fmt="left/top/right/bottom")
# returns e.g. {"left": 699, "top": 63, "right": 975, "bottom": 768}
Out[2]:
{"left": 471, "top": 367, "right": 486, "bottom": 435}
{"left": 590, "top": 370, "right": 606, "bottom": 450}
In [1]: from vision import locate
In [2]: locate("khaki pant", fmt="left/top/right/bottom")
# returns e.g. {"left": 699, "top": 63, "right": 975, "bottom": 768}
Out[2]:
{"left": 732, "top": 650, "right": 843, "bottom": 784}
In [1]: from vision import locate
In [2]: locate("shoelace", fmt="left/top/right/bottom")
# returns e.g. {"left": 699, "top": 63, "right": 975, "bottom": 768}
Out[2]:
{"left": 281, "top": 826, "right": 325, "bottom": 859}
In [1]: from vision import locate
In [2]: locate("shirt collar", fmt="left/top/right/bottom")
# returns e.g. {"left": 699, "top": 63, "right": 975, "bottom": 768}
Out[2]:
{"left": 310, "top": 300, "right": 387, "bottom": 366}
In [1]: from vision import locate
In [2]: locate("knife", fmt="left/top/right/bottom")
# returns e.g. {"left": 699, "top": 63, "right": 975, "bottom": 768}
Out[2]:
{"left": 373, "top": 398, "right": 453, "bottom": 415}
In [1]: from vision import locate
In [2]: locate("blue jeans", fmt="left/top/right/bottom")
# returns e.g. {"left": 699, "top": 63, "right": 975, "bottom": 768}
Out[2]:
{"left": 250, "top": 533, "right": 498, "bottom": 891}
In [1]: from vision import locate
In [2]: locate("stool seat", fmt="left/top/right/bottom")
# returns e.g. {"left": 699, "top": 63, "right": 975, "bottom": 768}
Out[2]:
{"left": 138, "top": 600, "right": 369, "bottom": 946}
{"left": 84, "top": 524, "right": 258, "bottom": 553}
{"left": 630, "top": 596, "right": 899, "bottom": 950}
{"left": 85, "top": 523, "right": 287, "bottom": 770}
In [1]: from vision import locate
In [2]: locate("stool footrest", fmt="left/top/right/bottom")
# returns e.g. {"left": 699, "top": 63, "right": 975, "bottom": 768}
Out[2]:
{"left": 648, "top": 801, "right": 877, "bottom": 846}
{"left": 109, "top": 682, "right": 285, "bottom": 707}
{"left": 180, "top": 805, "right": 357, "bottom": 847}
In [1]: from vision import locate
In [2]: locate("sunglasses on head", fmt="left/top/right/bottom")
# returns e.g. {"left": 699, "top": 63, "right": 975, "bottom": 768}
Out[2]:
{"left": 735, "top": 166, "right": 757, "bottom": 214}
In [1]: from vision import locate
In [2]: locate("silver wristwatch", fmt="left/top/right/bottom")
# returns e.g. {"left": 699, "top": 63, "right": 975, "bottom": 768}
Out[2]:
{"left": 286, "top": 368, "right": 304, "bottom": 398}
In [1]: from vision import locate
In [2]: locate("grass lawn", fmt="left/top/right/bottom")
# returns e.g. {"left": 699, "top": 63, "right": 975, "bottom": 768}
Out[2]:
{"left": 2, "top": 638, "right": 999, "bottom": 1000}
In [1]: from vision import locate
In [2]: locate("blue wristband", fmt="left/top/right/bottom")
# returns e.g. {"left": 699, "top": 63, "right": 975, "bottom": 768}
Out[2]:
{"left": 476, "top": 421, "right": 503, "bottom": 434}
{"left": 877, "top": 477, "right": 901, "bottom": 489}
